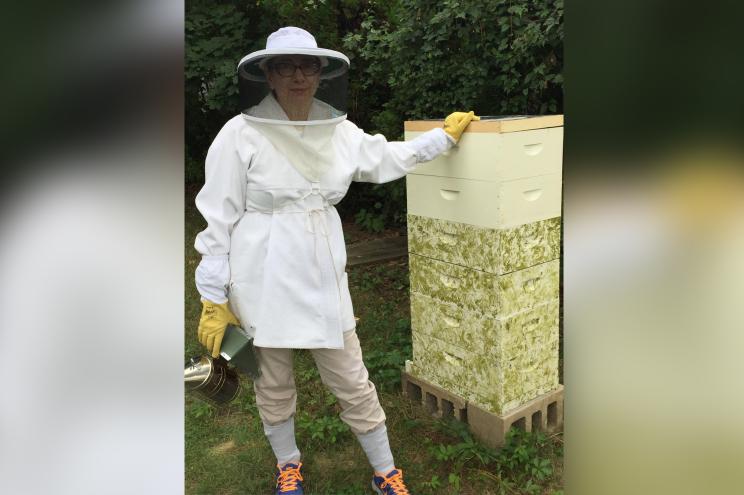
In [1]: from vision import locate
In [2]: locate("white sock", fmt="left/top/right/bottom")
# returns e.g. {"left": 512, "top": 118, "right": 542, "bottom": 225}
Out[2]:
{"left": 355, "top": 424, "right": 395, "bottom": 474}
{"left": 263, "top": 417, "right": 301, "bottom": 466}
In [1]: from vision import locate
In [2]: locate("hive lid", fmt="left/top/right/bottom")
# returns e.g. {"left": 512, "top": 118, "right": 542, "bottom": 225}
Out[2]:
{"left": 404, "top": 114, "right": 563, "bottom": 133}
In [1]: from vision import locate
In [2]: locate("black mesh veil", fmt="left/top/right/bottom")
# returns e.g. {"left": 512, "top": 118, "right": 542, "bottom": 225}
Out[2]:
{"left": 237, "top": 48, "right": 349, "bottom": 124}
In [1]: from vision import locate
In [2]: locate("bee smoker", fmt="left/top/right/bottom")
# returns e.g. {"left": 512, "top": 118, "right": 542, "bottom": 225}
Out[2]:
{"left": 185, "top": 324, "right": 261, "bottom": 406}
{"left": 184, "top": 355, "right": 240, "bottom": 406}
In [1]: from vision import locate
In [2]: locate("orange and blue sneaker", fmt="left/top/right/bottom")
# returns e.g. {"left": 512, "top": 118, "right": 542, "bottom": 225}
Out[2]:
{"left": 275, "top": 462, "right": 304, "bottom": 495}
{"left": 372, "top": 468, "right": 411, "bottom": 495}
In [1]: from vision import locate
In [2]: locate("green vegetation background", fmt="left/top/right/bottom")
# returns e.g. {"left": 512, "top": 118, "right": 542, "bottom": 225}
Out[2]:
{"left": 186, "top": 0, "right": 563, "bottom": 230}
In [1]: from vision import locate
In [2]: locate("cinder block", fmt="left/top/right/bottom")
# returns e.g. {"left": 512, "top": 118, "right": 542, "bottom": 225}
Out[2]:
{"left": 402, "top": 370, "right": 563, "bottom": 449}
{"left": 467, "top": 385, "right": 564, "bottom": 448}
{"left": 402, "top": 370, "right": 467, "bottom": 422}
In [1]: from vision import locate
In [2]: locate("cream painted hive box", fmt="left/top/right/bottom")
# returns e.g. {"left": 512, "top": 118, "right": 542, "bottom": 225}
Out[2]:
{"left": 404, "top": 116, "right": 563, "bottom": 416}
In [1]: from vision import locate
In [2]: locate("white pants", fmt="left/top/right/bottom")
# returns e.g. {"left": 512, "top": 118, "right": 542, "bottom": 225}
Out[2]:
{"left": 253, "top": 329, "right": 386, "bottom": 435}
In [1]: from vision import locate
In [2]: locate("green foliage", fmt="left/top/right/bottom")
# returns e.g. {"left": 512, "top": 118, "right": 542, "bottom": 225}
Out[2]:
{"left": 296, "top": 363, "right": 321, "bottom": 383}
{"left": 187, "top": 400, "right": 214, "bottom": 420}
{"left": 354, "top": 205, "right": 386, "bottom": 233}
{"left": 353, "top": 179, "right": 408, "bottom": 233}
{"left": 185, "top": 1, "right": 257, "bottom": 183}
{"left": 363, "top": 317, "right": 411, "bottom": 390}
{"left": 447, "top": 472, "right": 461, "bottom": 491}
{"left": 427, "top": 419, "right": 561, "bottom": 494}
{"left": 428, "top": 419, "right": 500, "bottom": 468}
{"left": 344, "top": 0, "right": 563, "bottom": 121}
{"left": 498, "top": 428, "right": 557, "bottom": 481}
{"left": 419, "top": 474, "right": 443, "bottom": 490}
{"left": 295, "top": 412, "right": 350, "bottom": 444}
{"left": 238, "top": 388, "right": 259, "bottom": 415}
{"left": 355, "top": 263, "right": 409, "bottom": 293}
{"left": 330, "top": 487, "right": 369, "bottom": 495}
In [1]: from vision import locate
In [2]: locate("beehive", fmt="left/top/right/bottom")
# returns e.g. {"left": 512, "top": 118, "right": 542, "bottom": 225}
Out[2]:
{"left": 405, "top": 116, "right": 563, "bottom": 415}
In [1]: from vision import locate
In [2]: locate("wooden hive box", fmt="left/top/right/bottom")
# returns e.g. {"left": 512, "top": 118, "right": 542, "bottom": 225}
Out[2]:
{"left": 405, "top": 115, "right": 563, "bottom": 416}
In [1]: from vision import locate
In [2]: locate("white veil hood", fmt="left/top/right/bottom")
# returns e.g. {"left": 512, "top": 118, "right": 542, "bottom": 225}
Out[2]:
{"left": 237, "top": 27, "right": 349, "bottom": 126}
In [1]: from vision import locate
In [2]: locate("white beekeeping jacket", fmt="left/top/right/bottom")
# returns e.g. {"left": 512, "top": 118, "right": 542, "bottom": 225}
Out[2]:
{"left": 194, "top": 114, "right": 453, "bottom": 349}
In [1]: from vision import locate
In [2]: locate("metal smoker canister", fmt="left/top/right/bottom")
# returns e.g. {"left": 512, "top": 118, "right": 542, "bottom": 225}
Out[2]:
{"left": 184, "top": 355, "right": 240, "bottom": 406}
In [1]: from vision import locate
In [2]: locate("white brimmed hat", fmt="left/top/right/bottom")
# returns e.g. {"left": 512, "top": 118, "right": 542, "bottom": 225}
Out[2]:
{"left": 238, "top": 27, "right": 349, "bottom": 82}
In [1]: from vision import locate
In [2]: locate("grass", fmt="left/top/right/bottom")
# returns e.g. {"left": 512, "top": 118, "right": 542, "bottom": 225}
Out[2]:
{"left": 185, "top": 186, "right": 564, "bottom": 494}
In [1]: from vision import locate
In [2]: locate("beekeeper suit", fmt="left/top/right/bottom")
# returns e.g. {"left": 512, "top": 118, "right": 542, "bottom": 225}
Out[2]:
{"left": 193, "top": 26, "right": 478, "bottom": 495}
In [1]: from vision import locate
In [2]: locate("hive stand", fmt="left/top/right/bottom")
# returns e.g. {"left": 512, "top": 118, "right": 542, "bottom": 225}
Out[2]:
{"left": 402, "top": 370, "right": 563, "bottom": 449}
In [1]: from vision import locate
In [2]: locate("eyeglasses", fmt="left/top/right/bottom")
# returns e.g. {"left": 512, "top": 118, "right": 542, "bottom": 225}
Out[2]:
{"left": 269, "top": 60, "right": 321, "bottom": 77}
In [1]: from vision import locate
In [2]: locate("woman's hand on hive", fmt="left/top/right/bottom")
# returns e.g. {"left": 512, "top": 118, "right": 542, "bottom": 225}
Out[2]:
{"left": 443, "top": 111, "right": 480, "bottom": 143}
{"left": 197, "top": 300, "right": 240, "bottom": 358}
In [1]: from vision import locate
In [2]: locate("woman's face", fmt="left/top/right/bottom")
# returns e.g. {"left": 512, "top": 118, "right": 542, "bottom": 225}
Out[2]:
{"left": 266, "top": 55, "right": 321, "bottom": 118}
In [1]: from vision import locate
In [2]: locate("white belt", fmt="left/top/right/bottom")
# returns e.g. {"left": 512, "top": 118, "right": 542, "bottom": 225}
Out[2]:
{"left": 244, "top": 186, "right": 342, "bottom": 304}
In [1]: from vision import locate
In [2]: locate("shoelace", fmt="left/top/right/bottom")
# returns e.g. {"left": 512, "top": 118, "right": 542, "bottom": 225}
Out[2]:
{"left": 276, "top": 463, "right": 303, "bottom": 493}
{"left": 379, "top": 469, "right": 410, "bottom": 495}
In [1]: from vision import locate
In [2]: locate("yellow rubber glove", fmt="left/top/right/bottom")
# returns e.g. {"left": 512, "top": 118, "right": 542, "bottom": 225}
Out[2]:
{"left": 443, "top": 111, "right": 481, "bottom": 143}
{"left": 198, "top": 300, "right": 240, "bottom": 358}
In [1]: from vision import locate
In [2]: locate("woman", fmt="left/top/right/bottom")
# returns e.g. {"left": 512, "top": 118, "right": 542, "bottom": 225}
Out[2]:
{"left": 194, "top": 26, "right": 477, "bottom": 495}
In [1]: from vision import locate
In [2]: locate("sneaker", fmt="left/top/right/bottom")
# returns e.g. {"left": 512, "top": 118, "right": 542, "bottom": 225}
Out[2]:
{"left": 274, "top": 462, "right": 304, "bottom": 495}
{"left": 371, "top": 468, "right": 411, "bottom": 495}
